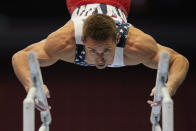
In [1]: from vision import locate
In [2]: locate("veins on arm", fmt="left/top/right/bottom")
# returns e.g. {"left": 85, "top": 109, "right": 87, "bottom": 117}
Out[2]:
{"left": 125, "top": 26, "right": 159, "bottom": 68}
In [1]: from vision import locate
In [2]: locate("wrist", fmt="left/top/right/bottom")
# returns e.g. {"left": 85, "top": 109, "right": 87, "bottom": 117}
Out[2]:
{"left": 24, "top": 83, "right": 33, "bottom": 93}
{"left": 166, "top": 83, "right": 176, "bottom": 96}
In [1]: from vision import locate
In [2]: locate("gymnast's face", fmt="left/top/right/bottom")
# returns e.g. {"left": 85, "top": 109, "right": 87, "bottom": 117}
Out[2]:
{"left": 84, "top": 37, "right": 117, "bottom": 69}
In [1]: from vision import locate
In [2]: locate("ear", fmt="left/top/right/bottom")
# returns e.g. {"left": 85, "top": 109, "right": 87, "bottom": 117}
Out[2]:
{"left": 116, "top": 33, "right": 120, "bottom": 44}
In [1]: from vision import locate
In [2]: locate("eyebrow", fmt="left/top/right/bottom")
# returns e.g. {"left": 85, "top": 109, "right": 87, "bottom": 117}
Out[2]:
{"left": 87, "top": 47, "right": 95, "bottom": 50}
{"left": 87, "top": 47, "right": 113, "bottom": 50}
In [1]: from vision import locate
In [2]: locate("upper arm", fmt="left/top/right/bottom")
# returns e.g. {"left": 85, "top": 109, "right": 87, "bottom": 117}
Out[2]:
{"left": 126, "top": 26, "right": 180, "bottom": 69}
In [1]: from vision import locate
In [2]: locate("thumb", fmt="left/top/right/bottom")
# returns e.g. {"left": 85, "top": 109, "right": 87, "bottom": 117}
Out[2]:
{"left": 150, "top": 87, "right": 156, "bottom": 96}
{"left": 43, "top": 85, "right": 50, "bottom": 98}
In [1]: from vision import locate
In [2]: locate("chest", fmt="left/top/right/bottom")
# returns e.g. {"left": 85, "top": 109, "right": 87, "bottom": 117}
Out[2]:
{"left": 123, "top": 44, "right": 146, "bottom": 66}
{"left": 123, "top": 51, "right": 142, "bottom": 66}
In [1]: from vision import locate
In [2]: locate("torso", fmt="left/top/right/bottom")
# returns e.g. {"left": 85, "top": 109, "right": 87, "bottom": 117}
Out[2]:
{"left": 71, "top": 3, "right": 131, "bottom": 67}
{"left": 56, "top": 4, "right": 142, "bottom": 67}
{"left": 66, "top": 0, "right": 131, "bottom": 18}
{"left": 124, "top": 26, "right": 144, "bottom": 66}
{"left": 58, "top": 21, "right": 142, "bottom": 67}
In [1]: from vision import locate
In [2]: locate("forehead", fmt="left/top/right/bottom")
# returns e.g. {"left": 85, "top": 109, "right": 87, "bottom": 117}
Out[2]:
{"left": 84, "top": 37, "right": 114, "bottom": 47}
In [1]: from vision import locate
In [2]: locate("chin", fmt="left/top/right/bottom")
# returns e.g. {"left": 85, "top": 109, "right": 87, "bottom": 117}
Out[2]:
{"left": 95, "top": 65, "right": 107, "bottom": 69}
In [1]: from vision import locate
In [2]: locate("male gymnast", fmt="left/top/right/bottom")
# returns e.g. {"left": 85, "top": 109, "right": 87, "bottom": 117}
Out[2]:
{"left": 12, "top": 0, "right": 189, "bottom": 110}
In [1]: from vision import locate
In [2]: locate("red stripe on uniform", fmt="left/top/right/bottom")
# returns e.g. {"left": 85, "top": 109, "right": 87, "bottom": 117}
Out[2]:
{"left": 66, "top": 0, "right": 131, "bottom": 18}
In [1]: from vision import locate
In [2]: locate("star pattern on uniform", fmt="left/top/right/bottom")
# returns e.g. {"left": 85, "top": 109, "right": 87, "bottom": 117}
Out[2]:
{"left": 74, "top": 44, "right": 90, "bottom": 66}
{"left": 116, "top": 23, "right": 131, "bottom": 47}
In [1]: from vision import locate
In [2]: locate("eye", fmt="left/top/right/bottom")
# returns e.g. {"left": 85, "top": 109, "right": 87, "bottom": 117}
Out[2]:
{"left": 90, "top": 49, "right": 96, "bottom": 54}
{"left": 104, "top": 49, "right": 110, "bottom": 53}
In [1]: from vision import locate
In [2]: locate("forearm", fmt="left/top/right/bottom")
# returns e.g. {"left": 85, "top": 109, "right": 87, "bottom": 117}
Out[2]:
{"left": 12, "top": 50, "right": 33, "bottom": 92}
{"left": 166, "top": 55, "right": 189, "bottom": 96}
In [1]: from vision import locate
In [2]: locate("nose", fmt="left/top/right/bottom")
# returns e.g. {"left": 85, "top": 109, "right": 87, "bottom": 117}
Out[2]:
{"left": 96, "top": 53, "right": 105, "bottom": 65}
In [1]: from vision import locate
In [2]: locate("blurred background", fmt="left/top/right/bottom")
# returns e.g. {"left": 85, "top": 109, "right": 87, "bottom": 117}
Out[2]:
{"left": 0, "top": 0, "right": 195, "bottom": 130}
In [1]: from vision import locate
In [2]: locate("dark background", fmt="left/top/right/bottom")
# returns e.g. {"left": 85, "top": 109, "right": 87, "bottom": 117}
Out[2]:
{"left": 0, "top": 0, "right": 195, "bottom": 131}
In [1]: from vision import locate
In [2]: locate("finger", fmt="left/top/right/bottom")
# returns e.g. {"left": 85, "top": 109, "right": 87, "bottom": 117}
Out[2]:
{"left": 154, "top": 101, "right": 161, "bottom": 105}
{"left": 150, "top": 88, "right": 156, "bottom": 96}
{"left": 151, "top": 103, "right": 159, "bottom": 107}
{"left": 48, "top": 105, "right": 51, "bottom": 110}
{"left": 38, "top": 101, "right": 50, "bottom": 109}
{"left": 35, "top": 99, "right": 45, "bottom": 109}
{"left": 35, "top": 103, "right": 50, "bottom": 111}
{"left": 147, "top": 100, "right": 161, "bottom": 105}
{"left": 45, "top": 90, "right": 50, "bottom": 99}
{"left": 35, "top": 99, "right": 50, "bottom": 110}
{"left": 150, "top": 102, "right": 161, "bottom": 107}
{"left": 35, "top": 100, "right": 48, "bottom": 111}
{"left": 43, "top": 85, "right": 50, "bottom": 98}
{"left": 147, "top": 100, "right": 154, "bottom": 104}
{"left": 35, "top": 104, "right": 46, "bottom": 111}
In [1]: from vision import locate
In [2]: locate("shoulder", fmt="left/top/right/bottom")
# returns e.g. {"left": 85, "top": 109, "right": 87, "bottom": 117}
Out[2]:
{"left": 124, "top": 26, "right": 159, "bottom": 64}
{"left": 125, "top": 26, "right": 158, "bottom": 51}
{"left": 44, "top": 21, "right": 76, "bottom": 59}
{"left": 46, "top": 20, "right": 75, "bottom": 45}
{"left": 44, "top": 20, "right": 76, "bottom": 58}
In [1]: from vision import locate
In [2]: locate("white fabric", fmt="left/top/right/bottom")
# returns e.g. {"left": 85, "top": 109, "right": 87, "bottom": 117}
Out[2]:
{"left": 108, "top": 47, "right": 125, "bottom": 67}
{"left": 72, "top": 19, "right": 83, "bottom": 45}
